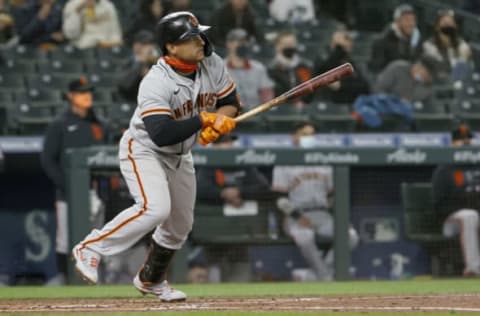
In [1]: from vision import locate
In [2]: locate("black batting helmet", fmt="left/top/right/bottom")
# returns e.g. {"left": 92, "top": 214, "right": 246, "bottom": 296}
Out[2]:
{"left": 156, "top": 11, "right": 213, "bottom": 56}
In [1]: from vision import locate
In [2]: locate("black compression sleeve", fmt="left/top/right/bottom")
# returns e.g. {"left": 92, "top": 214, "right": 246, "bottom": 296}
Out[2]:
{"left": 143, "top": 115, "right": 202, "bottom": 147}
{"left": 216, "top": 88, "right": 240, "bottom": 110}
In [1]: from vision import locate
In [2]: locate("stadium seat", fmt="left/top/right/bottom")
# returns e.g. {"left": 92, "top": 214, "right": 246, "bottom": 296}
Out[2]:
{"left": 87, "top": 73, "right": 118, "bottom": 88}
{"left": 2, "top": 45, "right": 48, "bottom": 62}
{"left": 92, "top": 89, "right": 113, "bottom": 103}
{"left": 9, "top": 103, "right": 54, "bottom": 134}
{"left": 0, "top": 74, "right": 25, "bottom": 92}
{"left": 49, "top": 45, "right": 95, "bottom": 61}
{"left": 401, "top": 182, "right": 462, "bottom": 276}
{"left": 234, "top": 116, "right": 268, "bottom": 133}
{"left": 264, "top": 105, "right": 310, "bottom": 133}
{"left": 451, "top": 99, "right": 480, "bottom": 130}
{"left": 38, "top": 60, "right": 85, "bottom": 75}
{"left": 307, "top": 102, "right": 356, "bottom": 133}
{"left": 85, "top": 60, "right": 121, "bottom": 74}
{"left": 106, "top": 102, "right": 135, "bottom": 130}
{"left": 25, "top": 73, "right": 74, "bottom": 91}
{"left": 96, "top": 46, "right": 132, "bottom": 63}
{"left": 2, "top": 60, "right": 37, "bottom": 73}
{"left": 15, "top": 89, "right": 63, "bottom": 106}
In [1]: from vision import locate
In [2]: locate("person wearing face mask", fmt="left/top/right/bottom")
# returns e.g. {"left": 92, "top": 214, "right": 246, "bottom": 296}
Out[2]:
{"left": 368, "top": 4, "right": 422, "bottom": 73}
{"left": 313, "top": 30, "right": 370, "bottom": 104}
{"left": 373, "top": 55, "right": 437, "bottom": 103}
{"left": 272, "top": 121, "right": 359, "bottom": 281}
{"left": 268, "top": 31, "right": 313, "bottom": 107}
{"left": 41, "top": 77, "right": 109, "bottom": 285}
{"left": 225, "top": 28, "right": 274, "bottom": 110}
{"left": 432, "top": 124, "right": 480, "bottom": 277}
{"left": 422, "top": 9, "right": 473, "bottom": 82}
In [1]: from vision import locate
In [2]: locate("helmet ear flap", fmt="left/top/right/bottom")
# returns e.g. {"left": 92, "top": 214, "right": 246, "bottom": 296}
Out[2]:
{"left": 200, "top": 33, "right": 213, "bottom": 57}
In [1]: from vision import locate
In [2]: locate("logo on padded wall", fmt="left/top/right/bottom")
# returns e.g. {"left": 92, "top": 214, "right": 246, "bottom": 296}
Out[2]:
{"left": 386, "top": 149, "right": 426, "bottom": 164}
{"left": 235, "top": 149, "right": 276, "bottom": 165}
{"left": 454, "top": 150, "right": 480, "bottom": 163}
{"left": 304, "top": 152, "right": 360, "bottom": 164}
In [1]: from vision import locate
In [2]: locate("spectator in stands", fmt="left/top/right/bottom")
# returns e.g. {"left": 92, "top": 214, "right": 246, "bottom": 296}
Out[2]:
{"left": 368, "top": 4, "right": 422, "bottom": 73}
{"left": 373, "top": 56, "right": 437, "bottom": 102}
{"left": 41, "top": 77, "right": 109, "bottom": 285}
{"left": 272, "top": 121, "right": 359, "bottom": 281}
{"left": 118, "top": 30, "right": 159, "bottom": 102}
{"left": 209, "top": 0, "right": 263, "bottom": 47}
{"left": 225, "top": 28, "right": 274, "bottom": 110}
{"left": 422, "top": 9, "right": 473, "bottom": 82}
{"left": 124, "top": 0, "right": 164, "bottom": 45}
{"left": 15, "top": 0, "right": 64, "bottom": 47}
{"left": 196, "top": 134, "right": 272, "bottom": 282}
{"left": 432, "top": 124, "right": 480, "bottom": 277}
{"left": 62, "top": 0, "right": 122, "bottom": 49}
{"left": 268, "top": 0, "right": 316, "bottom": 24}
{"left": 0, "top": 0, "right": 17, "bottom": 48}
{"left": 314, "top": 30, "right": 370, "bottom": 104}
{"left": 268, "top": 31, "right": 313, "bottom": 107}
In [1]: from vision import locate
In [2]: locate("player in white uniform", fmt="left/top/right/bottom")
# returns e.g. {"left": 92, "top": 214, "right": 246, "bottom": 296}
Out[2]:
{"left": 72, "top": 12, "right": 239, "bottom": 301}
{"left": 273, "top": 121, "right": 358, "bottom": 281}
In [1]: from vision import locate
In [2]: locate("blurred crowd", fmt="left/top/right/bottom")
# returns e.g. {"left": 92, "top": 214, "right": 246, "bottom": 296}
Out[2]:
{"left": 0, "top": 0, "right": 479, "bottom": 133}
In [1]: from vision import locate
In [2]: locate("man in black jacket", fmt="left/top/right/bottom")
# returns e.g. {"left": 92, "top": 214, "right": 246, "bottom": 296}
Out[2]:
{"left": 368, "top": 4, "right": 422, "bottom": 73}
{"left": 118, "top": 30, "right": 159, "bottom": 102}
{"left": 432, "top": 124, "right": 480, "bottom": 276}
{"left": 41, "top": 77, "right": 109, "bottom": 285}
{"left": 314, "top": 30, "right": 370, "bottom": 104}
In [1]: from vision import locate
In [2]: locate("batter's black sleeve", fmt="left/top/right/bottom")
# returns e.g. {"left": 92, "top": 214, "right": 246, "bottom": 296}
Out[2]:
{"left": 216, "top": 88, "right": 240, "bottom": 111}
{"left": 143, "top": 115, "right": 202, "bottom": 147}
{"left": 41, "top": 120, "right": 65, "bottom": 193}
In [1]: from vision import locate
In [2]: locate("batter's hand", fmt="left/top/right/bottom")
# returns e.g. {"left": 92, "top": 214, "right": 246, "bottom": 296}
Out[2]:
{"left": 198, "top": 126, "right": 220, "bottom": 146}
{"left": 199, "top": 111, "right": 236, "bottom": 134}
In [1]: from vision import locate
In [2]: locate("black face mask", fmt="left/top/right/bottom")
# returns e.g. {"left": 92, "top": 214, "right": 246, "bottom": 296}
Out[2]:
{"left": 440, "top": 26, "right": 457, "bottom": 38}
{"left": 333, "top": 44, "right": 349, "bottom": 59}
{"left": 282, "top": 47, "right": 297, "bottom": 59}
{"left": 236, "top": 44, "right": 250, "bottom": 58}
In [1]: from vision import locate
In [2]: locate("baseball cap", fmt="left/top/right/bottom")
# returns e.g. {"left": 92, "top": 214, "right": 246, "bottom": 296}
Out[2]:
{"left": 213, "top": 134, "right": 238, "bottom": 144}
{"left": 451, "top": 123, "right": 473, "bottom": 141}
{"left": 68, "top": 76, "right": 94, "bottom": 93}
{"left": 226, "top": 28, "right": 248, "bottom": 42}
{"left": 393, "top": 4, "right": 415, "bottom": 20}
{"left": 134, "top": 30, "right": 155, "bottom": 44}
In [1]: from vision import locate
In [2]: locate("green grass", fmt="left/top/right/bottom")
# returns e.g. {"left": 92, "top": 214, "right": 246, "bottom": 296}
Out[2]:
{"left": 1, "top": 279, "right": 479, "bottom": 315}
{"left": 0, "top": 279, "right": 479, "bottom": 299}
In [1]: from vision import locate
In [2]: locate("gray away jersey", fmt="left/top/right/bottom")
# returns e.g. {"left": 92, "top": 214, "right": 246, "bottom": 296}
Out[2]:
{"left": 273, "top": 166, "right": 333, "bottom": 210}
{"left": 128, "top": 53, "right": 235, "bottom": 155}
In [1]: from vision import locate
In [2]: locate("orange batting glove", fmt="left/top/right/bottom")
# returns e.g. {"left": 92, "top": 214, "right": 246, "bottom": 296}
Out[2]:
{"left": 199, "top": 111, "right": 236, "bottom": 134}
{"left": 198, "top": 126, "right": 220, "bottom": 146}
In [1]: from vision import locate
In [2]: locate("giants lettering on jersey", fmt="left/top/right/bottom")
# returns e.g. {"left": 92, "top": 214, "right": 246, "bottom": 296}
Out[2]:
{"left": 173, "top": 93, "right": 217, "bottom": 119}
{"left": 289, "top": 172, "right": 327, "bottom": 191}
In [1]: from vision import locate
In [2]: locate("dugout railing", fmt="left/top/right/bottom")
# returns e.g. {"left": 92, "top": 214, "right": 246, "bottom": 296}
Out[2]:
{"left": 65, "top": 146, "right": 480, "bottom": 284}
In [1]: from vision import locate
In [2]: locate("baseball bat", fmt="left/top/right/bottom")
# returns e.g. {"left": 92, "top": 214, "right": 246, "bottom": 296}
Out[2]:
{"left": 234, "top": 62, "right": 354, "bottom": 122}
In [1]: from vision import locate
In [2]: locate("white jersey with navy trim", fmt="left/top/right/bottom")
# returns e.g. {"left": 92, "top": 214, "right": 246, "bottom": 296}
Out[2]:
{"left": 129, "top": 52, "right": 235, "bottom": 155}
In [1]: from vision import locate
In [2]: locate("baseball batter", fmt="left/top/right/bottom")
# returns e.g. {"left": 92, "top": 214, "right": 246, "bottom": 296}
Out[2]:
{"left": 72, "top": 12, "right": 239, "bottom": 301}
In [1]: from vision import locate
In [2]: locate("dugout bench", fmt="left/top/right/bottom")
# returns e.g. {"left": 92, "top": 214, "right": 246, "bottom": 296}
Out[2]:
{"left": 65, "top": 146, "right": 480, "bottom": 284}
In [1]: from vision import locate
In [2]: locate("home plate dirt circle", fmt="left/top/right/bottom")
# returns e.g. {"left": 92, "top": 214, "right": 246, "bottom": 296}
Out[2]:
{"left": 1, "top": 294, "right": 480, "bottom": 313}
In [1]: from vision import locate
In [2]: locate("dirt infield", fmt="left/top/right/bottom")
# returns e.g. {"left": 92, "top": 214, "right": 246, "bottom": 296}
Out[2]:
{"left": 1, "top": 294, "right": 480, "bottom": 313}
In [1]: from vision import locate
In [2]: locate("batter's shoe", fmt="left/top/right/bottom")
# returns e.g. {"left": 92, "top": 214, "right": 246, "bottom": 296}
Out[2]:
{"left": 72, "top": 244, "right": 101, "bottom": 285}
{"left": 133, "top": 274, "right": 187, "bottom": 302}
